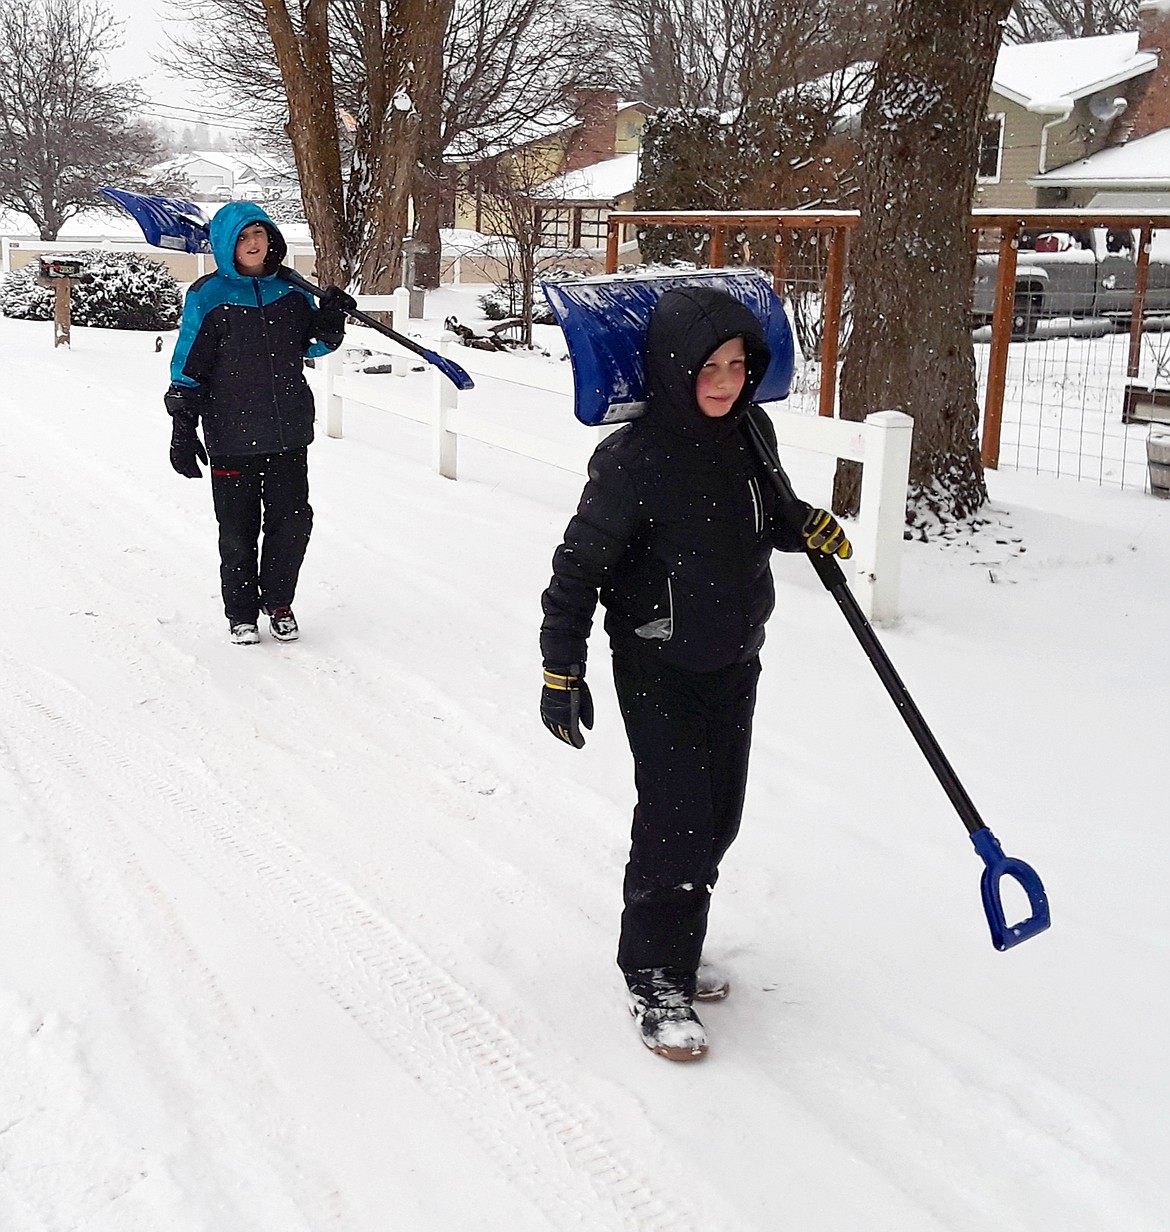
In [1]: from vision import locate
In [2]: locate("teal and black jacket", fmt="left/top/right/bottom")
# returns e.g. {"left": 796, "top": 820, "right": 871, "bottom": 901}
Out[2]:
{"left": 168, "top": 201, "right": 341, "bottom": 457}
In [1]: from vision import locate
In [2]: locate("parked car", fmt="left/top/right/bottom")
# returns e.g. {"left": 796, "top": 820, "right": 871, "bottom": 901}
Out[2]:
{"left": 971, "top": 227, "right": 1170, "bottom": 338}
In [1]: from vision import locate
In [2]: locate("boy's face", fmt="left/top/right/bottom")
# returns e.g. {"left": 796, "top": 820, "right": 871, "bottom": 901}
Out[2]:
{"left": 695, "top": 336, "right": 747, "bottom": 418}
{"left": 234, "top": 222, "right": 269, "bottom": 276}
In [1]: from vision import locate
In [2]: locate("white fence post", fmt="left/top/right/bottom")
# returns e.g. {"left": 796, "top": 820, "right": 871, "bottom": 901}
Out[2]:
{"left": 392, "top": 287, "right": 411, "bottom": 377}
{"left": 853, "top": 410, "right": 913, "bottom": 625}
{"left": 432, "top": 336, "right": 459, "bottom": 478}
{"left": 321, "top": 345, "right": 344, "bottom": 439}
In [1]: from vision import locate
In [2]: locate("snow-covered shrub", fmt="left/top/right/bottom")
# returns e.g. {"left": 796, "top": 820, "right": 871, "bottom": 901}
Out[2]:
{"left": 71, "top": 252, "right": 183, "bottom": 329}
{"left": 0, "top": 252, "right": 182, "bottom": 330}
{"left": 478, "top": 280, "right": 557, "bottom": 325}
{"left": 478, "top": 269, "right": 584, "bottom": 325}
{"left": 0, "top": 265, "right": 54, "bottom": 320}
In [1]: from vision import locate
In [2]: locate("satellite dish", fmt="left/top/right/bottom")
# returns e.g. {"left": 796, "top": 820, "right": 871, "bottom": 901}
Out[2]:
{"left": 1089, "top": 94, "right": 1128, "bottom": 121}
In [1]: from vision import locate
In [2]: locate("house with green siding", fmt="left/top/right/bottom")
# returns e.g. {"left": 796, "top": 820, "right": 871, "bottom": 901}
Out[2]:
{"left": 977, "top": 24, "right": 1162, "bottom": 209}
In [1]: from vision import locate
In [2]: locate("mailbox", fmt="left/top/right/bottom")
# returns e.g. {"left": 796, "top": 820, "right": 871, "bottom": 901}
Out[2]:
{"left": 38, "top": 255, "right": 89, "bottom": 280}
{"left": 36, "top": 254, "right": 91, "bottom": 347}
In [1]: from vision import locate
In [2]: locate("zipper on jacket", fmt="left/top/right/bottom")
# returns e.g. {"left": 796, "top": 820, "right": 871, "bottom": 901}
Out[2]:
{"left": 255, "top": 278, "right": 287, "bottom": 450}
{"left": 747, "top": 476, "right": 763, "bottom": 534}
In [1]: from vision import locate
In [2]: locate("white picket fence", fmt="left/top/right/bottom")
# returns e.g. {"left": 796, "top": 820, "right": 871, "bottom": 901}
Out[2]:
{"left": 312, "top": 292, "right": 914, "bottom": 624}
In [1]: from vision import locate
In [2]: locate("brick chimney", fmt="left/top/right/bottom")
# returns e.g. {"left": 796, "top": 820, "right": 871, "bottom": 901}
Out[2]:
{"left": 1126, "top": 0, "right": 1170, "bottom": 141}
{"left": 563, "top": 88, "right": 618, "bottom": 172}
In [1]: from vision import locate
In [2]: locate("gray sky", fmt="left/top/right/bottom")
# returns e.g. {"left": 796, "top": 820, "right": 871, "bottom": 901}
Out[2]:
{"left": 103, "top": 0, "right": 247, "bottom": 129}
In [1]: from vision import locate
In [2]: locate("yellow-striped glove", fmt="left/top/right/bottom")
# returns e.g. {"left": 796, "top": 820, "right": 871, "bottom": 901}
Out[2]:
{"left": 541, "top": 666, "right": 594, "bottom": 749}
{"left": 802, "top": 508, "right": 853, "bottom": 559}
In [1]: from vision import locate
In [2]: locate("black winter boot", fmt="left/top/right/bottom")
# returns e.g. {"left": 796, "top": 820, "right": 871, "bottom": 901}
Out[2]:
{"left": 624, "top": 967, "right": 707, "bottom": 1062}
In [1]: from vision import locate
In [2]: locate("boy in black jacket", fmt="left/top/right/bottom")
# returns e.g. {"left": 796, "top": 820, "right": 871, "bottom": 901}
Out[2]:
{"left": 539, "top": 287, "right": 851, "bottom": 1061}
{"left": 165, "top": 200, "right": 354, "bottom": 644}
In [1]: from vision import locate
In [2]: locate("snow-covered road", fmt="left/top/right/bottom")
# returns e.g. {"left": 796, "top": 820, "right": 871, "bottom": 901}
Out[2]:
{"left": 2, "top": 309, "right": 1168, "bottom": 1230}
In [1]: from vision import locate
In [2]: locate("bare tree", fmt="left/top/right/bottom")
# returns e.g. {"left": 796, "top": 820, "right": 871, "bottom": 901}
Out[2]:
{"left": 600, "top": 0, "right": 750, "bottom": 110}
{"left": 166, "top": 0, "right": 598, "bottom": 288}
{"left": 413, "top": 0, "right": 605, "bottom": 287}
{"left": 600, "top": 0, "right": 891, "bottom": 112}
{"left": 471, "top": 143, "right": 580, "bottom": 346}
{"left": 0, "top": 0, "right": 170, "bottom": 239}
{"left": 1005, "top": 0, "right": 1136, "bottom": 41}
{"left": 260, "top": 0, "right": 454, "bottom": 291}
{"left": 836, "top": 0, "right": 1014, "bottom": 529}
{"left": 164, "top": 0, "right": 450, "bottom": 289}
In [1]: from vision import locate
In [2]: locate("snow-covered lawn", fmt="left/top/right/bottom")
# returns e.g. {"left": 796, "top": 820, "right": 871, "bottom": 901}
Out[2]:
{"left": 1, "top": 299, "right": 1168, "bottom": 1231}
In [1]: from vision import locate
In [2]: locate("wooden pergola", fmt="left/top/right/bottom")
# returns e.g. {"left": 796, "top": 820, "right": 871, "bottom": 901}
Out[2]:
{"left": 605, "top": 208, "right": 1170, "bottom": 469}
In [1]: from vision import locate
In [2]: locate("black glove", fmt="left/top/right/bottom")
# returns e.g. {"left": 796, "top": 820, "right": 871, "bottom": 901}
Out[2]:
{"left": 169, "top": 412, "right": 208, "bottom": 479}
{"left": 164, "top": 381, "right": 202, "bottom": 425}
{"left": 315, "top": 286, "right": 357, "bottom": 340}
{"left": 802, "top": 508, "right": 853, "bottom": 559}
{"left": 541, "top": 666, "right": 594, "bottom": 749}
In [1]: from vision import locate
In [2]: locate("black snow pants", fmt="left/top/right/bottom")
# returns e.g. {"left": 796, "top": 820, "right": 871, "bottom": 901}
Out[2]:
{"left": 209, "top": 448, "right": 313, "bottom": 625}
{"left": 612, "top": 650, "right": 761, "bottom": 976}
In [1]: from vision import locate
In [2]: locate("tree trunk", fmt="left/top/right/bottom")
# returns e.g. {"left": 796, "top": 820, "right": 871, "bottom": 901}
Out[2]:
{"left": 349, "top": 0, "right": 453, "bottom": 293}
{"left": 835, "top": 0, "right": 1011, "bottom": 529}
{"left": 260, "top": 0, "right": 452, "bottom": 294}
{"left": 260, "top": 0, "right": 350, "bottom": 287}
{"left": 410, "top": 28, "right": 447, "bottom": 289}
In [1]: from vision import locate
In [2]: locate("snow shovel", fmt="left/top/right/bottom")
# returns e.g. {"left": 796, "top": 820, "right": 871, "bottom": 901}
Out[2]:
{"left": 742, "top": 408, "right": 1049, "bottom": 951}
{"left": 99, "top": 187, "right": 474, "bottom": 391}
{"left": 277, "top": 266, "right": 475, "bottom": 390}
{"left": 544, "top": 271, "right": 1050, "bottom": 952}
{"left": 542, "top": 269, "right": 794, "bottom": 425}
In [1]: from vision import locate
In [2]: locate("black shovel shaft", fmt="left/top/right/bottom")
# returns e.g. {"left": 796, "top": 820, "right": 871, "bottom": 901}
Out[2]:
{"left": 742, "top": 411, "right": 987, "bottom": 836}
{"left": 278, "top": 267, "right": 474, "bottom": 390}
{"left": 279, "top": 266, "right": 405, "bottom": 340}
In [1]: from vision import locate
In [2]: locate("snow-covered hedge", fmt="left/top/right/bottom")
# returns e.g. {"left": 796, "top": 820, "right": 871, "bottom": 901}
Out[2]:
{"left": 0, "top": 252, "right": 183, "bottom": 330}
{"left": 0, "top": 266, "right": 53, "bottom": 321}
{"left": 478, "top": 280, "right": 558, "bottom": 325}
{"left": 478, "top": 269, "right": 588, "bottom": 325}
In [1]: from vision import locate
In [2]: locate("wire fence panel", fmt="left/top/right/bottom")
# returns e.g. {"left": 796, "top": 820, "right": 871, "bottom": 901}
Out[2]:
{"left": 608, "top": 212, "right": 1170, "bottom": 496}
{"left": 972, "top": 317, "right": 1170, "bottom": 490}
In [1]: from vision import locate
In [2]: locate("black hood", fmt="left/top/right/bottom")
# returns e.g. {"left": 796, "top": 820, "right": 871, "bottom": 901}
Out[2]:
{"left": 643, "top": 287, "right": 771, "bottom": 440}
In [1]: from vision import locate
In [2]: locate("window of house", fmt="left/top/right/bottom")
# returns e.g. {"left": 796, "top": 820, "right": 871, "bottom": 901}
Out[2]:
{"left": 538, "top": 208, "right": 572, "bottom": 248}
{"left": 577, "top": 208, "right": 609, "bottom": 248}
{"left": 977, "top": 115, "right": 1005, "bottom": 182}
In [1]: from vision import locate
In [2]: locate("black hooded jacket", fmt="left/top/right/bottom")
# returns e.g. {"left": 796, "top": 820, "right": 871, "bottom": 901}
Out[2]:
{"left": 540, "top": 286, "right": 811, "bottom": 674}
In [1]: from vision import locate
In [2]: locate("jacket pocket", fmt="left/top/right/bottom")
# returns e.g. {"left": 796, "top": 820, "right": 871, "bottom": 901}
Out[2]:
{"left": 635, "top": 576, "right": 674, "bottom": 641}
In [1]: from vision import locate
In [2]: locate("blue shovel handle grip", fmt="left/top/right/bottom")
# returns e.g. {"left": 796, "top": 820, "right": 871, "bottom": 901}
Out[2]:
{"left": 971, "top": 828, "right": 1051, "bottom": 951}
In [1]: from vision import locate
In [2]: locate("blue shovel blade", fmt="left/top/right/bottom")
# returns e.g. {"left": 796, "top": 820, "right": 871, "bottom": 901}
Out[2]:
{"left": 971, "top": 827, "right": 1051, "bottom": 951}
{"left": 99, "top": 188, "right": 212, "bottom": 254}
{"left": 541, "top": 269, "right": 796, "bottom": 426}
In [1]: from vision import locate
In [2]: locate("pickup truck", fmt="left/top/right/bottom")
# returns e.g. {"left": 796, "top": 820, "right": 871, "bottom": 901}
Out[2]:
{"left": 971, "top": 227, "right": 1170, "bottom": 338}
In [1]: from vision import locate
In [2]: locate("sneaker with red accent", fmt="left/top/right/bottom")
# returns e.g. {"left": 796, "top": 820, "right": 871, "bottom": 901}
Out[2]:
{"left": 267, "top": 606, "right": 299, "bottom": 642}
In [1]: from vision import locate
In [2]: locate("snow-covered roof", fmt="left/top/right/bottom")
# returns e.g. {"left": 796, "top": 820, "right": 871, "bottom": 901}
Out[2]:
{"left": 532, "top": 152, "right": 640, "bottom": 203}
{"left": 992, "top": 32, "right": 1157, "bottom": 109}
{"left": 150, "top": 150, "right": 295, "bottom": 184}
{"left": 1031, "top": 125, "right": 1170, "bottom": 187}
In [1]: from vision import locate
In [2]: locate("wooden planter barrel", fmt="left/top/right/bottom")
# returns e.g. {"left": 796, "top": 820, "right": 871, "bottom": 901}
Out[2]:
{"left": 1148, "top": 431, "right": 1170, "bottom": 499}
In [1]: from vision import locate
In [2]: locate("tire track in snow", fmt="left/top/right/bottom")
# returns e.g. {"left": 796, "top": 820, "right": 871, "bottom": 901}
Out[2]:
{"left": 0, "top": 708, "right": 349, "bottom": 1231}
{"left": 2, "top": 654, "right": 727, "bottom": 1232}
